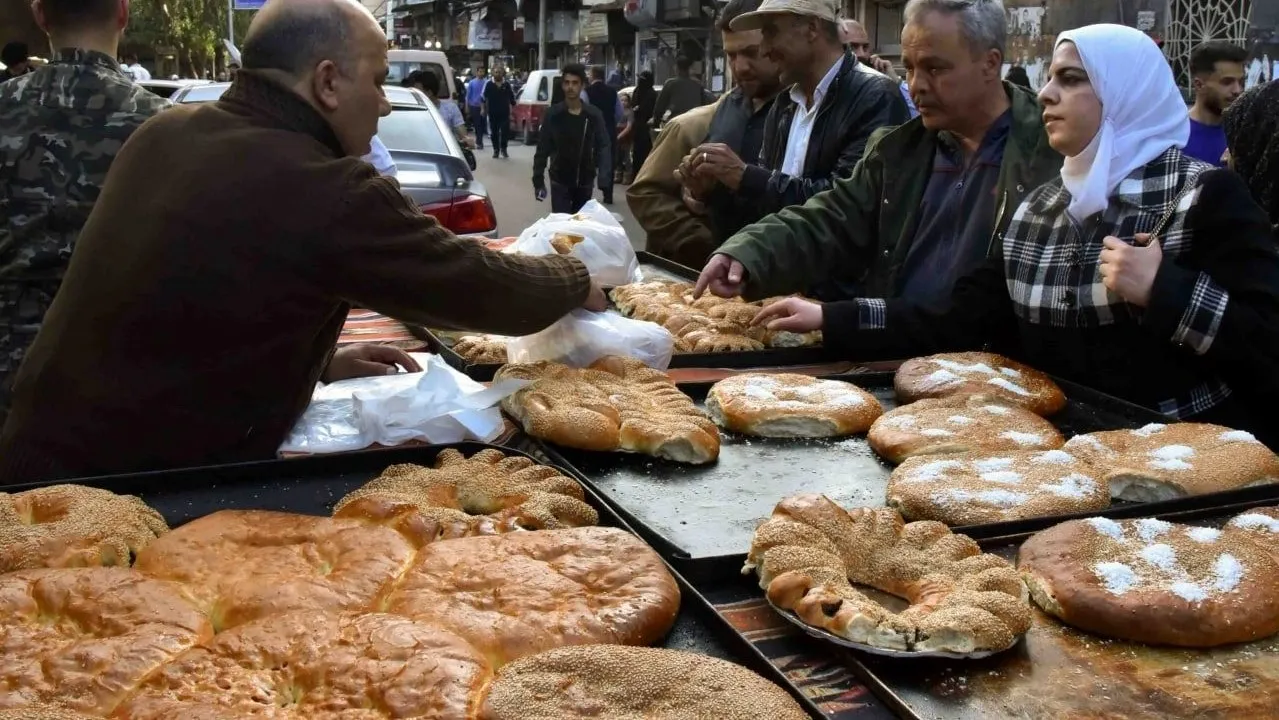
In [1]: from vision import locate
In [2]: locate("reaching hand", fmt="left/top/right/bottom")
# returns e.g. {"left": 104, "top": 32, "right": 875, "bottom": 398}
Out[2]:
{"left": 323, "top": 344, "right": 421, "bottom": 383}
{"left": 750, "top": 297, "right": 825, "bottom": 333}
{"left": 693, "top": 254, "right": 747, "bottom": 299}
{"left": 534, "top": 187, "right": 547, "bottom": 202}
{"left": 583, "top": 280, "right": 609, "bottom": 311}
{"left": 690, "top": 143, "right": 747, "bottom": 190}
{"left": 1099, "top": 233, "right": 1162, "bottom": 308}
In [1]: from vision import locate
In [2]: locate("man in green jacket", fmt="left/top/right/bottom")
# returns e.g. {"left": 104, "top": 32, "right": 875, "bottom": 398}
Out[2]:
{"left": 695, "top": 0, "right": 1061, "bottom": 310}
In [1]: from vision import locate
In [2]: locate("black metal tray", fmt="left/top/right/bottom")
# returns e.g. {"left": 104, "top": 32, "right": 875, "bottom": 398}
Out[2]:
{"left": 14, "top": 438, "right": 826, "bottom": 720}
{"left": 407, "top": 251, "right": 835, "bottom": 380}
{"left": 691, "top": 497, "right": 1279, "bottom": 720}
{"left": 538, "top": 371, "right": 1279, "bottom": 583}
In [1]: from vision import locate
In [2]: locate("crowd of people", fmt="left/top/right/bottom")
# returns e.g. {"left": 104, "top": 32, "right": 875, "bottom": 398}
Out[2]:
{"left": 0, "top": 0, "right": 1276, "bottom": 484}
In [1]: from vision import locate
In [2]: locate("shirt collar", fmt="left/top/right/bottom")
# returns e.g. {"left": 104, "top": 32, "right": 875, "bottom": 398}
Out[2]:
{"left": 789, "top": 55, "right": 845, "bottom": 114}
{"left": 52, "top": 48, "right": 123, "bottom": 74}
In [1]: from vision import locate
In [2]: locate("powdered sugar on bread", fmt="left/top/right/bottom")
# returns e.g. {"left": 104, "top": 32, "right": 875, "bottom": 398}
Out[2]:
{"left": 867, "top": 395, "right": 1064, "bottom": 465}
{"left": 707, "top": 373, "right": 883, "bottom": 439}
{"left": 893, "top": 352, "right": 1066, "bottom": 416}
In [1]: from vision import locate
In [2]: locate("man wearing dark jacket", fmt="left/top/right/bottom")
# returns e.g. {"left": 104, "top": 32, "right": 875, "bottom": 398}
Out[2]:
{"left": 680, "top": 0, "right": 784, "bottom": 254}
{"left": 653, "top": 56, "right": 714, "bottom": 124}
{"left": 532, "top": 63, "right": 612, "bottom": 214}
{"left": 687, "top": 0, "right": 909, "bottom": 217}
{"left": 585, "top": 65, "right": 621, "bottom": 204}
{"left": 0, "top": 0, "right": 605, "bottom": 483}
{"left": 482, "top": 67, "right": 516, "bottom": 158}
{"left": 696, "top": 0, "right": 1061, "bottom": 311}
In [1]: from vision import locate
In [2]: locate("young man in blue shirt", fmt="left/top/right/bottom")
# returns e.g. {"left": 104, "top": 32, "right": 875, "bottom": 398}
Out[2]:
{"left": 465, "top": 68, "right": 489, "bottom": 150}
{"left": 1185, "top": 41, "right": 1246, "bottom": 167}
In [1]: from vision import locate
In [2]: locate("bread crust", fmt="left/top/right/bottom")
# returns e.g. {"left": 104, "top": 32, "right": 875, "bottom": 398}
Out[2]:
{"left": 134, "top": 510, "right": 415, "bottom": 632}
{"left": 894, "top": 352, "right": 1066, "bottom": 416}
{"left": 868, "top": 395, "right": 1064, "bottom": 464}
{"left": 706, "top": 373, "right": 883, "bottom": 438}
{"left": 745, "top": 496, "right": 1031, "bottom": 653}
{"left": 333, "top": 448, "right": 598, "bottom": 545}
{"left": 0, "top": 568, "right": 211, "bottom": 716}
{"left": 497, "top": 356, "right": 720, "bottom": 464}
{"left": 479, "top": 645, "right": 810, "bottom": 720}
{"left": 452, "top": 335, "right": 509, "bottom": 364}
{"left": 1223, "top": 506, "right": 1279, "bottom": 562}
{"left": 886, "top": 448, "right": 1109, "bottom": 525}
{"left": 115, "top": 610, "right": 492, "bottom": 720}
{"left": 1018, "top": 518, "right": 1279, "bottom": 647}
{"left": 0, "top": 484, "right": 168, "bottom": 572}
{"left": 383, "top": 526, "right": 681, "bottom": 666}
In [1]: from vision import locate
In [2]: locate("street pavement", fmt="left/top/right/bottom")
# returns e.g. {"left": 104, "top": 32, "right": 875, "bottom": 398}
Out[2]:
{"left": 470, "top": 139, "right": 648, "bottom": 251}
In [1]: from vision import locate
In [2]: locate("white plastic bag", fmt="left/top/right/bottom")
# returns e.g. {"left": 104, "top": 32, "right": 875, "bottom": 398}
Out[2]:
{"left": 502, "top": 200, "right": 641, "bottom": 286}
{"left": 279, "top": 355, "right": 528, "bottom": 454}
{"left": 506, "top": 309, "right": 674, "bottom": 370}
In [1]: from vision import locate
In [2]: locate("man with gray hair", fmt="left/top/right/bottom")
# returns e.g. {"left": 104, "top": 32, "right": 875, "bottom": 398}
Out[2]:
{"left": 0, "top": 0, "right": 606, "bottom": 483}
{"left": 696, "top": 0, "right": 1061, "bottom": 316}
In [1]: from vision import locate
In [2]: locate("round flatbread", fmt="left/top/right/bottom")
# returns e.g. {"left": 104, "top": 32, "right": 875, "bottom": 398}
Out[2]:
{"left": 1019, "top": 517, "right": 1279, "bottom": 647}
{"left": 886, "top": 448, "right": 1109, "bottom": 525}
{"left": 707, "top": 373, "right": 883, "bottom": 438}
{"left": 894, "top": 352, "right": 1066, "bottom": 416}
{"left": 1064, "top": 423, "right": 1279, "bottom": 502}
{"left": 868, "top": 395, "right": 1064, "bottom": 464}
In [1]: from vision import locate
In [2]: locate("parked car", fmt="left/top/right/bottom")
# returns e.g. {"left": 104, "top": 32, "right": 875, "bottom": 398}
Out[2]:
{"left": 170, "top": 83, "right": 497, "bottom": 237}
{"left": 513, "top": 69, "right": 562, "bottom": 145}
{"left": 138, "top": 79, "right": 210, "bottom": 99}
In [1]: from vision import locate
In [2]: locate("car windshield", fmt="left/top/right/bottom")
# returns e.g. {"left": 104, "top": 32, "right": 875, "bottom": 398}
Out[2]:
{"left": 177, "top": 84, "right": 229, "bottom": 103}
{"left": 378, "top": 107, "right": 449, "bottom": 153}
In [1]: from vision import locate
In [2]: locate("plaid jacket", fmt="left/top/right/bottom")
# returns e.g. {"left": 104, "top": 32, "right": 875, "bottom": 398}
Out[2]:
{"left": 829, "top": 147, "right": 1279, "bottom": 430}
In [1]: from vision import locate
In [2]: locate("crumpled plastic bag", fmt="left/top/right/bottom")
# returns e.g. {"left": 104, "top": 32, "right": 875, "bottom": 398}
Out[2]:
{"left": 506, "top": 309, "right": 673, "bottom": 370}
{"left": 279, "top": 354, "right": 528, "bottom": 454}
{"left": 502, "top": 200, "right": 641, "bottom": 286}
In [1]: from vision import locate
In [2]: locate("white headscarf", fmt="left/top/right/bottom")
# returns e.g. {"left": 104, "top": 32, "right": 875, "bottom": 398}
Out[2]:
{"left": 1055, "top": 24, "right": 1189, "bottom": 220}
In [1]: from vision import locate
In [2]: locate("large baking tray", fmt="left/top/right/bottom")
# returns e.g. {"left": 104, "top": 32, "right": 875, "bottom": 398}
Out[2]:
{"left": 9, "top": 438, "right": 827, "bottom": 720}
{"left": 407, "top": 251, "right": 836, "bottom": 380}
{"left": 539, "top": 371, "right": 1279, "bottom": 582}
{"left": 839, "top": 500, "right": 1279, "bottom": 720}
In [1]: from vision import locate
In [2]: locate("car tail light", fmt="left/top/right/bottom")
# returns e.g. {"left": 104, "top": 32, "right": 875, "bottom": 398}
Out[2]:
{"left": 420, "top": 194, "right": 497, "bottom": 235}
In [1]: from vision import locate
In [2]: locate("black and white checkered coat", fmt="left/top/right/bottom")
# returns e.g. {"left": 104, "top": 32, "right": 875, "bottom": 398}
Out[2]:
{"left": 826, "top": 147, "right": 1279, "bottom": 438}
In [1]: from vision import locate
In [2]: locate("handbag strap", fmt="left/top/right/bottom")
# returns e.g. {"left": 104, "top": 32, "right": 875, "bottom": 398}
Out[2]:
{"left": 1148, "top": 166, "right": 1205, "bottom": 240}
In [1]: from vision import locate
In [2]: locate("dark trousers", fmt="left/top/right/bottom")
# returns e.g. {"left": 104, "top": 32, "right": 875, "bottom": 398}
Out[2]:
{"left": 489, "top": 114, "right": 509, "bottom": 152}
{"left": 632, "top": 126, "right": 653, "bottom": 176}
{"left": 468, "top": 105, "right": 486, "bottom": 146}
{"left": 551, "top": 182, "right": 594, "bottom": 214}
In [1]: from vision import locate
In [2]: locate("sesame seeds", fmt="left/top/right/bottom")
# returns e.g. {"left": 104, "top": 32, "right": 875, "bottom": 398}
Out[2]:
{"left": 982, "top": 405, "right": 1013, "bottom": 415}
{"left": 920, "top": 428, "right": 955, "bottom": 437}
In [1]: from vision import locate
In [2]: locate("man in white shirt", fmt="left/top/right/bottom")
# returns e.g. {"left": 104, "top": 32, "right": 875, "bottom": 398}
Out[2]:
{"left": 122, "top": 53, "right": 150, "bottom": 81}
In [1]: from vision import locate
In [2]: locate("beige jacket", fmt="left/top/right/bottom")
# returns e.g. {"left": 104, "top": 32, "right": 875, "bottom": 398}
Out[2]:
{"left": 625, "top": 99, "right": 721, "bottom": 269}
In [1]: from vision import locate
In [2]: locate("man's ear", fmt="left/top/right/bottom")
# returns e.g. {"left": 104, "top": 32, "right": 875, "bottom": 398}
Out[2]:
{"left": 985, "top": 49, "right": 1004, "bottom": 80}
{"left": 118, "top": 0, "right": 129, "bottom": 31}
{"left": 311, "top": 59, "right": 342, "bottom": 111}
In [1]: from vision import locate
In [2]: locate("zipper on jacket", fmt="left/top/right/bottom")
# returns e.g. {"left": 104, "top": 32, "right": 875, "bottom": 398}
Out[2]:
{"left": 576, "top": 116, "right": 588, "bottom": 188}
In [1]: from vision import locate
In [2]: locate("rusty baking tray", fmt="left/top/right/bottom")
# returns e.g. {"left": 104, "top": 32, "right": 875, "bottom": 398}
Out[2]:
{"left": 538, "top": 372, "right": 1279, "bottom": 583}
{"left": 407, "top": 251, "right": 835, "bottom": 381}
{"left": 7, "top": 438, "right": 826, "bottom": 720}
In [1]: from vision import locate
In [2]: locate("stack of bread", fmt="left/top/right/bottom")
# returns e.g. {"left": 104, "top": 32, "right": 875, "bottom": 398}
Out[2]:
{"left": 0, "top": 448, "right": 808, "bottom": 719}
{"left": 609, "top": 280, "right": 821, "bottom": 353}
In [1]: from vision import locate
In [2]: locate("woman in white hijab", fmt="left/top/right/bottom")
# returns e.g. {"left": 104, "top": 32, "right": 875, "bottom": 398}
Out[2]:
{"left": 757, "top": 24, "right": 1279, "bottom": 446}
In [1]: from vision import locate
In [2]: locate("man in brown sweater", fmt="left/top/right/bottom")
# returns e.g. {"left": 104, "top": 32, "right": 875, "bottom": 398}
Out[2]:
{"left": 0, "top": 0, "right": 604, "bottom": 483}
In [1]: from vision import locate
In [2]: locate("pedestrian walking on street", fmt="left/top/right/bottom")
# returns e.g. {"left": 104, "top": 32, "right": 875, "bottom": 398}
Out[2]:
{"left": 630, "top": 70, "right": 657, "bottom": 175}
{"left": 532, "top": 63, "right": 613, "bottom": 214}
{"left": 466, "top": 68, "right": 488, "bottom": 149}
{"left": 586, "top": 64, "right": 622, "bottom": 203}
{"left": 483, "top": 67, "right": 516, "bottom": 158}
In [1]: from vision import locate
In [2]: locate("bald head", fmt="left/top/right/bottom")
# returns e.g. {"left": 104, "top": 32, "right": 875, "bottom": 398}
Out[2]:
{"left": 242, "top": 0, "right": 379, "bottom": 77}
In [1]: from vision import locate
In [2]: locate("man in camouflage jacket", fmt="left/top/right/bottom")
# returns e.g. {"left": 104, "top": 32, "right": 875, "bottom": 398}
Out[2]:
{"left": 0, "top": 0, "right": 169, "bottom": 423}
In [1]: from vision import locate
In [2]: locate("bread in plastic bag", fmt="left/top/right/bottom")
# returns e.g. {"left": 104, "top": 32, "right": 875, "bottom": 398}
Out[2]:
{"left": 501, "top": 200, "right": 642, "bottom": 286}
{"left": 506, "top": 309, "right": 674, "bottom": 370}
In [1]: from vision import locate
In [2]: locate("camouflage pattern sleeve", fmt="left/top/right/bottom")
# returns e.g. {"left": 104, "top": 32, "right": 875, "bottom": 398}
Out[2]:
{"left": 0, "top": 49, "right": 169, "bottom": 420}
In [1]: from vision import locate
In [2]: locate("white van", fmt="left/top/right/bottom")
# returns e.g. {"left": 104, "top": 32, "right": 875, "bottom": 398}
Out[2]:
{"left": 387, "top": 49, "right": 456, "bottom": 101}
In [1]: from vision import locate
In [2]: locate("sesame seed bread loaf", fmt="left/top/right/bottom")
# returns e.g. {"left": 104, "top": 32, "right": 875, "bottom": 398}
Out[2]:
{"left": 868, "top": 395, "right": 1064, "bottom": 464}
{"left": 706, "top": 373, "right": 883, "bottom": 438}
{"left": 894, "top": 352, "right": 1067, "bottom": 416}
